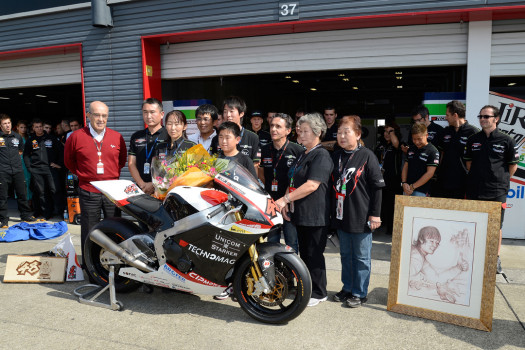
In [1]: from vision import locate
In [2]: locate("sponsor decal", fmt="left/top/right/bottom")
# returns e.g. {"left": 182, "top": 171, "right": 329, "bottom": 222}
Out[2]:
{"left": 238, "top": 219, "right": 271, "bottom": 229}
{"left": 508, "top": 186, "right": 525, "bottom": 199}
{"left": 285, "top": 155, "right": 296, "bottom": 167}
{"left": 44, "top": 140, "right": 53, "bottom": 148}
{"left": 211, "top": 234, "right": 241, "bottom": 256}
{"left": 179, "top": 239, "right": 189, "bottom": 247}
{"left": 163, "top": 264, "right": 186, "bottom": 283}
{"left": 262, "top": 260, "right": 271, "bottom": 268}
{"left": 230, "top": 225, "right": 250, "bottom": 233}
{"left": 135, "top": 138, "right": 146, "bottom": 144}
{"left": 11, "top": 138, "right": 19, "bottom": 147}
{"left": 111, "top": 144, "right": 116, "bottom": 148}
{"left": 493, "top": 144, "right": 505, "bottom": 153}
{"left": 32, "top": 139, "right": 39, "bottom": 149}
{"left": 124, "top": 183, "right": 140, "bottom": 195}
{"left": 187, "top": 243, "right": 235, "bottom": 264}
{"left": 285, "top": 245, "right": 293, "bottom": 252}
{"left": 188, "top": 272, "right": 220, "bottom": 287}
{"left": 265, "top": 198, "right": 280, "bottom": 218}
{"left": 0, "top": 138, "right": 5, "bottom": 147}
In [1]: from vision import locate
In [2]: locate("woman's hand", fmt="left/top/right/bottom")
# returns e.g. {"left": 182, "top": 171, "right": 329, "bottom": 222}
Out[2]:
{"left": 368, "top": 216, "right": 381, "bottom": 231}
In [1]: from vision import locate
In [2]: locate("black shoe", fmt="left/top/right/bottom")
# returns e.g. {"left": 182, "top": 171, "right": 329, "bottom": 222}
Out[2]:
{"left": 333, "top": 290, "right": 352, "bottom": 302}
{"left": 346, "top": 295, "right": 367, "bottom": 308}
{"left": 1, "top": 220, "right": 8, "bottom": 229}
{"left": 21, "top": 216, "right": 37, "bottom": 222}
{"left": 496, "top": 256, "right": 503, "bottom": 274}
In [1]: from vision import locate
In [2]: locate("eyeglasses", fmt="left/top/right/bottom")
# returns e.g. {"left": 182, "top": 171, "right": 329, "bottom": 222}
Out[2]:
{"left": 477, "top": 115, "right": 494, "bottom": 119}
{"left": 412, "top": 116, "right": 424, "bottom": 123}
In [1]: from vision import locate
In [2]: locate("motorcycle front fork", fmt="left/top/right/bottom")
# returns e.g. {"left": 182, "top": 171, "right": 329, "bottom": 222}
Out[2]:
{"left": 246, "top": 238, "right": 271, "bottom": 294}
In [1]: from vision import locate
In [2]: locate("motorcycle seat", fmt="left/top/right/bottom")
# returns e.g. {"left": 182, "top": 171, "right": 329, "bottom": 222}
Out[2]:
{"left": 127, "top": 194, "right": 163, "bottom": 212}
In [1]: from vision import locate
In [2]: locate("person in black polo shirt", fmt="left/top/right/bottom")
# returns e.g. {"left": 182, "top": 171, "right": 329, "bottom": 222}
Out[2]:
{"left": 128, "top": 98, "right": 169, "bottom": 195}
{"left": 210, "top": 96, "right": 260, "bottom": 165}
{"left": 464, "top": 105, "right": 519, "bottom": 274}
{"left": 321, "top": 106, "right": 338, "bottom": 152}
{"left": 259, "top": 113, "right": 303, "bottom": 252}
{"left": 0, "top": 114, "right": 35, "bottom": 227}
{"left": 249, "top": 110, "right": 271, "bottom": 148}
{"left": 156, "top": 110, "right": 196, "bottom": 159}
{"left": 437, "top": 100, "right": 479, "bottom": 199}
{"left": 401, "top": 123, "right": 440, "bottom": 197}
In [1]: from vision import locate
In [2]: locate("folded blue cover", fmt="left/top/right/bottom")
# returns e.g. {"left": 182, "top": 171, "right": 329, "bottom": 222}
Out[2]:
{"left": 0, "top": 221, "right": 68, "bottom": 242}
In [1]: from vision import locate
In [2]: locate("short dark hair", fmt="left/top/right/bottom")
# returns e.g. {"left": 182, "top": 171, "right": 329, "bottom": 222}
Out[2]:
{"left": 324, "top": 106, "right": 337, "bottom": 114}
{"left": 61, "top": 119, "right": 70, "bottom": 124}
{"left": 142, "top": 97, "right": 163, "bottom": 111}
{"left": 195, "top": 104, "right": 218, "bottom": 121}
{"left": 272, "top": 113, "right": 293, "bottom": 129}
{"left": 69, "top": 118, "right": 82, "bottom": 126}
{"left": 32, "top": 118, "right": 43, "bottom": 126}
{"left": 446, "top": 100, "right": 466, "bottom": 119}
{"left": 218, "top": 121, "right": 241, "bottom": 138}
{"left": 411, "top": 105, "right": 429, "bottom": 119}
{"left": 223, "top": 96, "right": 246, "bottom": 114}
{"left": 44, "top": 120, "right": 53, "bottom": 127}
{"left": 0, "top": 113, "right": 10, "bottom": 122}
{"left": 480, "top": 105, "right": 500, "bottom": 118}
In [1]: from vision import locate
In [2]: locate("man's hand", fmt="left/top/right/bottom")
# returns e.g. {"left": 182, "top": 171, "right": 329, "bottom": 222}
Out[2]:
{"left": 50, "top": 162, "right": 61, "bottom": 169}
{"left": 141, "top": 182, "right": 155, "bottom": 195}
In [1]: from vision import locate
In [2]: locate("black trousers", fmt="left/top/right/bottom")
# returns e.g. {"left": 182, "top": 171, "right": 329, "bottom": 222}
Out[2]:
{"left": 51, "top": 167, "right": 66, "bottom": 215}
{"left": 381, "top": 186, "right": 402, "bottom": 235}
{"left": 79, "top": 188, "right": 121, "bottom": 257}
{"left": 0, "top": 171, "right": 32, "bottom": 222}
{"left": 31, "top": 170, "right": 56, "bottom": 218}
{"left": 296, "top": 225, "right": 328, "bottom": 299}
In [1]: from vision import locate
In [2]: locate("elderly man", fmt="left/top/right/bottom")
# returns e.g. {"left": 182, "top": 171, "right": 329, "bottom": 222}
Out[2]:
{"left": 64, "top": 101, "right": 127, "bottom": 254}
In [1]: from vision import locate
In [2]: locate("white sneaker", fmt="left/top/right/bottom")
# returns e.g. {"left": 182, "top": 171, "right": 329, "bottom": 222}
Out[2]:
{"left": 307, "top": 296, "right": 328, "bottom": 307}
{"left": 214, "top": 286, "right": 233, "bottom": 300}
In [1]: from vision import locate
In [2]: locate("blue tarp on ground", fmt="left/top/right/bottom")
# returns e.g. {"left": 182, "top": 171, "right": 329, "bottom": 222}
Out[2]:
{"left": 0, "top": 221, "right": 68, "bottom": 242}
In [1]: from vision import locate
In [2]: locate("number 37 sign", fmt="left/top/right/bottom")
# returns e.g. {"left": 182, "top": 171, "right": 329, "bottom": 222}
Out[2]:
{"left": 279, "top": 2, "right": 299, "bottom": 21}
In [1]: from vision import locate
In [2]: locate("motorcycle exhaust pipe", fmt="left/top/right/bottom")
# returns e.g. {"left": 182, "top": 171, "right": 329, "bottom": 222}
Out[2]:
{"left": 90, "top": 229, "right": 155, "bottom": 273}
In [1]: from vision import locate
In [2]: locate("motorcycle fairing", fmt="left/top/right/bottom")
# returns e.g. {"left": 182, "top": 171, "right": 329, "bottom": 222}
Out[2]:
{"left": 91, "top": 180, "right": 144, "bottom": 206}
{"left": 119, "top": 264, "right": 226, "bottom": 295}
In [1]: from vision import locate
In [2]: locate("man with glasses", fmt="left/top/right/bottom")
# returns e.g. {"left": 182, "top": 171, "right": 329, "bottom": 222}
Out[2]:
{"left": 128, "top": 98, "right": 168, "bottom": 195}
{"left": 188, "top": 104, "right": 218, "bottom": 152}
{"left": 464, "top": 105, "right": 519, "bottom": 274}
{"left": 437, "top": 100, "right": 479, "bottom": 199}
{"left": 64, "top": 101, "right": 127, "bottom": 256}
{"left": 407, "top": 105, "right": 443, "bottom": 148}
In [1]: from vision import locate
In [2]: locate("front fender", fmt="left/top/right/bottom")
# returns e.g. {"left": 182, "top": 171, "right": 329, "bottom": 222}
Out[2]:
{"left": 256, "top": 242, "right": 295, "bottom": 289}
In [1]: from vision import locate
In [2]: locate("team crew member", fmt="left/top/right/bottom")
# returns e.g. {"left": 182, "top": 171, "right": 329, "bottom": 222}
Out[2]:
{"left": 259, "top": 113, "right": 303, "bottom": 252}
{"left": 0, "top": 114, "right": 34, "bottom": 227}
{"left": 275, "top": 112, "right": 333, "bottom": 307}
{"left": 156, "top": 110, "right": 196, "bottom": 159}
{"left": 24, "top": 119, "right": 62, "bottom": 220}
{"left": 438, "top": 100, "right": 479, "bottom": 199}
{"left": 321, "top": 106, "right": 338, "bottom": 151}
{"left": 249, "top": 110, "right": 271, "bottom": 148}
{"left": 128, "top": 98, "right": 169, "bottom": 195}
{"left": 188, "top": 104, "right": 218, "bottom": 152}
{"left": 406, "top": 105, "right": 444, "bottom": 148}
{"left": 210, "top": 96, "right": 260, "bottom": 163}
{"left": 464, "top": 105, "right": 519, "bottom": 274}
{"left": 330, "top": 115, "right": 384, "bottom": 308}
{"left": 401, "top": 124, "right": 440, "bottom": 197}
{"left": 64, "top": 101, "right": 127, "bottom": 255}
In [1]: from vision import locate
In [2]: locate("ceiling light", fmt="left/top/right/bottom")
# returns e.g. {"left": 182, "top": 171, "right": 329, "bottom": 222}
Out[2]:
{"left": 18, "top": 92, "right": 24, "bottom": 95}
{"left": 508, "top": 82, "right": 517, "bottom": 86}
{"left": 292, "top": 80, "right": 300, "bottom": 83}
{"left": 48, "top": 101, "right": 58, "bottom": 104}
{"left": 342, "top": 78, "right": 349, "bottom": 82}
{"left": 285, "top": 76, "right": 292, "bottom": 79}
{"left": 396, "top": 76, "right": 403, "bottom": 80}
{"left": 310, "top": 88, "right": 317, "bottom": 91}
{"left": 352, "top": 87, "right": 358, "bottom": 90}
{"left": 36, "top": 94, "right": 47, "bottom": 98}
{"left": 338, "top": 73, "right": 345, "bottom": 77}
{"left": 397, "top": 85, "right": 403, "bottom": 89}
{"left": 395, "top": 71, "right": 403, "bottom": 75}
{"left": 0, "top": 97, "right": 10, "bottom": 100}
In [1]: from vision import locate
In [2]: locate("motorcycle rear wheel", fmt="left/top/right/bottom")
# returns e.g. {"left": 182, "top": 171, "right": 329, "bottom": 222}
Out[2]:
{"left": 83, "top": 218, "right": 143, "bottom": 293}
{"left": 233, "top": 253, "right": 312, "bottom": 324}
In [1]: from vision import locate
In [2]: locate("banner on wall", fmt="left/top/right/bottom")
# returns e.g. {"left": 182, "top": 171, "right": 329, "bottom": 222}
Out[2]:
{"left": 162, "top": 99, "right": 211, "bottom": 136}
{"left": 423, "top": 92, "right": 466, "bottom": 128}
{"left": 489, "top": 91, "right": 525, "bottom": 239}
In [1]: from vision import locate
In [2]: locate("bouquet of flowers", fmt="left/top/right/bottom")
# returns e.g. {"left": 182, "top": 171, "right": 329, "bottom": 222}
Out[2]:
{"left": 151, "top": 144, "right": 229, "bottom": 200}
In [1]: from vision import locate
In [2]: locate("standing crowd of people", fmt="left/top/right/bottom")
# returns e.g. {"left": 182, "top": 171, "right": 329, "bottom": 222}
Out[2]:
{"left": 0, "top": 96, "right": 517, "bottom": 309}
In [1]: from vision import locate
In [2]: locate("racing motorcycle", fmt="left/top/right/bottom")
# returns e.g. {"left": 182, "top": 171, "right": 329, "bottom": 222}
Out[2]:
{"left": 84, "top": 160, "right": 312, "bottom": 324}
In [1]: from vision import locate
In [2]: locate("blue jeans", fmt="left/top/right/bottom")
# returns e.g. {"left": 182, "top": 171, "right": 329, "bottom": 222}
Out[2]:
{"left": 411, "top": 191, "right": 427, "bottom": 197}
{"left": 267, "top": 220, "right": 298, "bottom": 253}
{"left": 337, "top": 230, "right": 372, "bottom": 298}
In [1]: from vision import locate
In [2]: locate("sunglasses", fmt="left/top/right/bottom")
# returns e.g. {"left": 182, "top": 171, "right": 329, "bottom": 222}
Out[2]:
{"left": 477, "top": 115, "right": 495, "bottom": 119}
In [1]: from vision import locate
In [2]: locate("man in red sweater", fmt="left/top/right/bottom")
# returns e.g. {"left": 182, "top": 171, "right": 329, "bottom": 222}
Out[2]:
{"left": 64, "top": 101, "right": 127, "bottom": 256}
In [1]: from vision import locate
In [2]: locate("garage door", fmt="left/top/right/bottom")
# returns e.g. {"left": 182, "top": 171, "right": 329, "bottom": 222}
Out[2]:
{"left": 491, "top": 19, "right": 525, "bottom": 77}
{"left": 161, "top": 23, "right": 468, "bottom": 79}
{"left": 0, "top": 52, "right": 81, "bottom": 89}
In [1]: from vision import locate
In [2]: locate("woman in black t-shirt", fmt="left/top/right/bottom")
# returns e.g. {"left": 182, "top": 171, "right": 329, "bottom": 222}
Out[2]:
{"left": 275, "top": 113, "right": 333, "bottom": 307}
{"left": 331, "top": 115, "right": 384, "bottom": 308}
{"left": 157, "top": 110, "right": 196, "bottom": 159}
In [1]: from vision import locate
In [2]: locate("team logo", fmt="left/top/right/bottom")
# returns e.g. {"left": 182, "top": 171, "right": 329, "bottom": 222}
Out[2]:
{"left": 265, "top": 198, "right": 280, "bottom": 218}
{"left": 124, "top": 183, "right": 140, "bottom": 195}
{"left": 44, "top": 140, "right": 53, "bottom": 148}
{"left": 11, "top": 138, "right": 19, "bottom": 147}
{"left": 32, "top": 140, "right": 39, "bottom": 149}
{"left": 0, "top": 138, "right": 5, "bottom": 147}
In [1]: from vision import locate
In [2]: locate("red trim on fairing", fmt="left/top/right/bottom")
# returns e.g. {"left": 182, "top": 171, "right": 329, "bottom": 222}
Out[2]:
{"left": 237, "top": 219, "right": 272, "bottom": 230}
{"left": 214, "top": 177, "right": 274, "bottom": 226}
{"left": 115, "top": 198, "right": 130, "bottom": 207}
{"left": 200, "top": 190, "right": 228, "bottom": 206}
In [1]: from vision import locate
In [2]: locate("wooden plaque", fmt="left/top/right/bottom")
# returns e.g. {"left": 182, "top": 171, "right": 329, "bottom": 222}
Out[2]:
{"left": 3, "top": 255, "right": 67, "bottom": 283}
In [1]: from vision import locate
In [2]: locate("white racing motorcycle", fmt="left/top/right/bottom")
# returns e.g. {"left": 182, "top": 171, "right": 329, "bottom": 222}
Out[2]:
{"left": 83, "top": 160, "right": 312, "bottom": 323}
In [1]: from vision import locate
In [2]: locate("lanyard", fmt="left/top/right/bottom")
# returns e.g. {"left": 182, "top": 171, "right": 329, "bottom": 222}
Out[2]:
{"left": 272, "top": 140, "right": 289, "bottom": 179}
{"left": 290, "top": 143, "right": 321, "bottom": 188}
{"left": 338, "top": 147, "right": 359, "bottom": 184}
{"left": 144, "top": 135, "right": 159, "bottom": 162}
{"left": 93, "top": 139, "right": 103, "bottom": 163}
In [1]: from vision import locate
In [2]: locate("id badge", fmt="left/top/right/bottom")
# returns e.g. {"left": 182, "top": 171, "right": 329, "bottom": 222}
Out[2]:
{"left": 97, "top": 162, "right": 104, "bottom": 174}
{"left": 336, "top": 193, "right": 345, "bottom": 220}
{"left": 143, "top": 162, "right": 150, "bottom": 175}
{"left": 271, "top": 179, "right": 278, "bottom": 192}
{"left": 289, "top": 187, "right": 296, "bottom": 213}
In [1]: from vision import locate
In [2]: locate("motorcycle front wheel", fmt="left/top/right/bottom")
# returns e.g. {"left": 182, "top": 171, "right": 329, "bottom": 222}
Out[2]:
{"left": 233, "top": 253, "right": 312, "bottom": 324}
{"left": 83, "top": 218, "right": 142, "bottom": 293}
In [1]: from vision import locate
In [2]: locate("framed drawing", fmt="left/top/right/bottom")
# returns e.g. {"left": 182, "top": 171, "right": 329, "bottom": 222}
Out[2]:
{"left": 387, "top": 196, "right": 501, "bottom": 332}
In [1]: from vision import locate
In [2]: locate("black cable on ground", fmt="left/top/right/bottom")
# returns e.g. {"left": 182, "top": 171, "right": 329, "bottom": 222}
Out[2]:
{"left": 496, "top": 283, "right": 525, "bottom": 331}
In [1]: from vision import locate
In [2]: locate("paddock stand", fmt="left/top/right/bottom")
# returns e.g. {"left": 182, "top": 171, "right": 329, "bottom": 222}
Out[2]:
{"left": 73, "top": 266, "right": 123, "bottom": 311}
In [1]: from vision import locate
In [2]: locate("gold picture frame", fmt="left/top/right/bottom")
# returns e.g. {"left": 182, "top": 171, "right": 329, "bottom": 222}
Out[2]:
{"left": 387, "top": 195, "right": 501, "bottom": 332}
